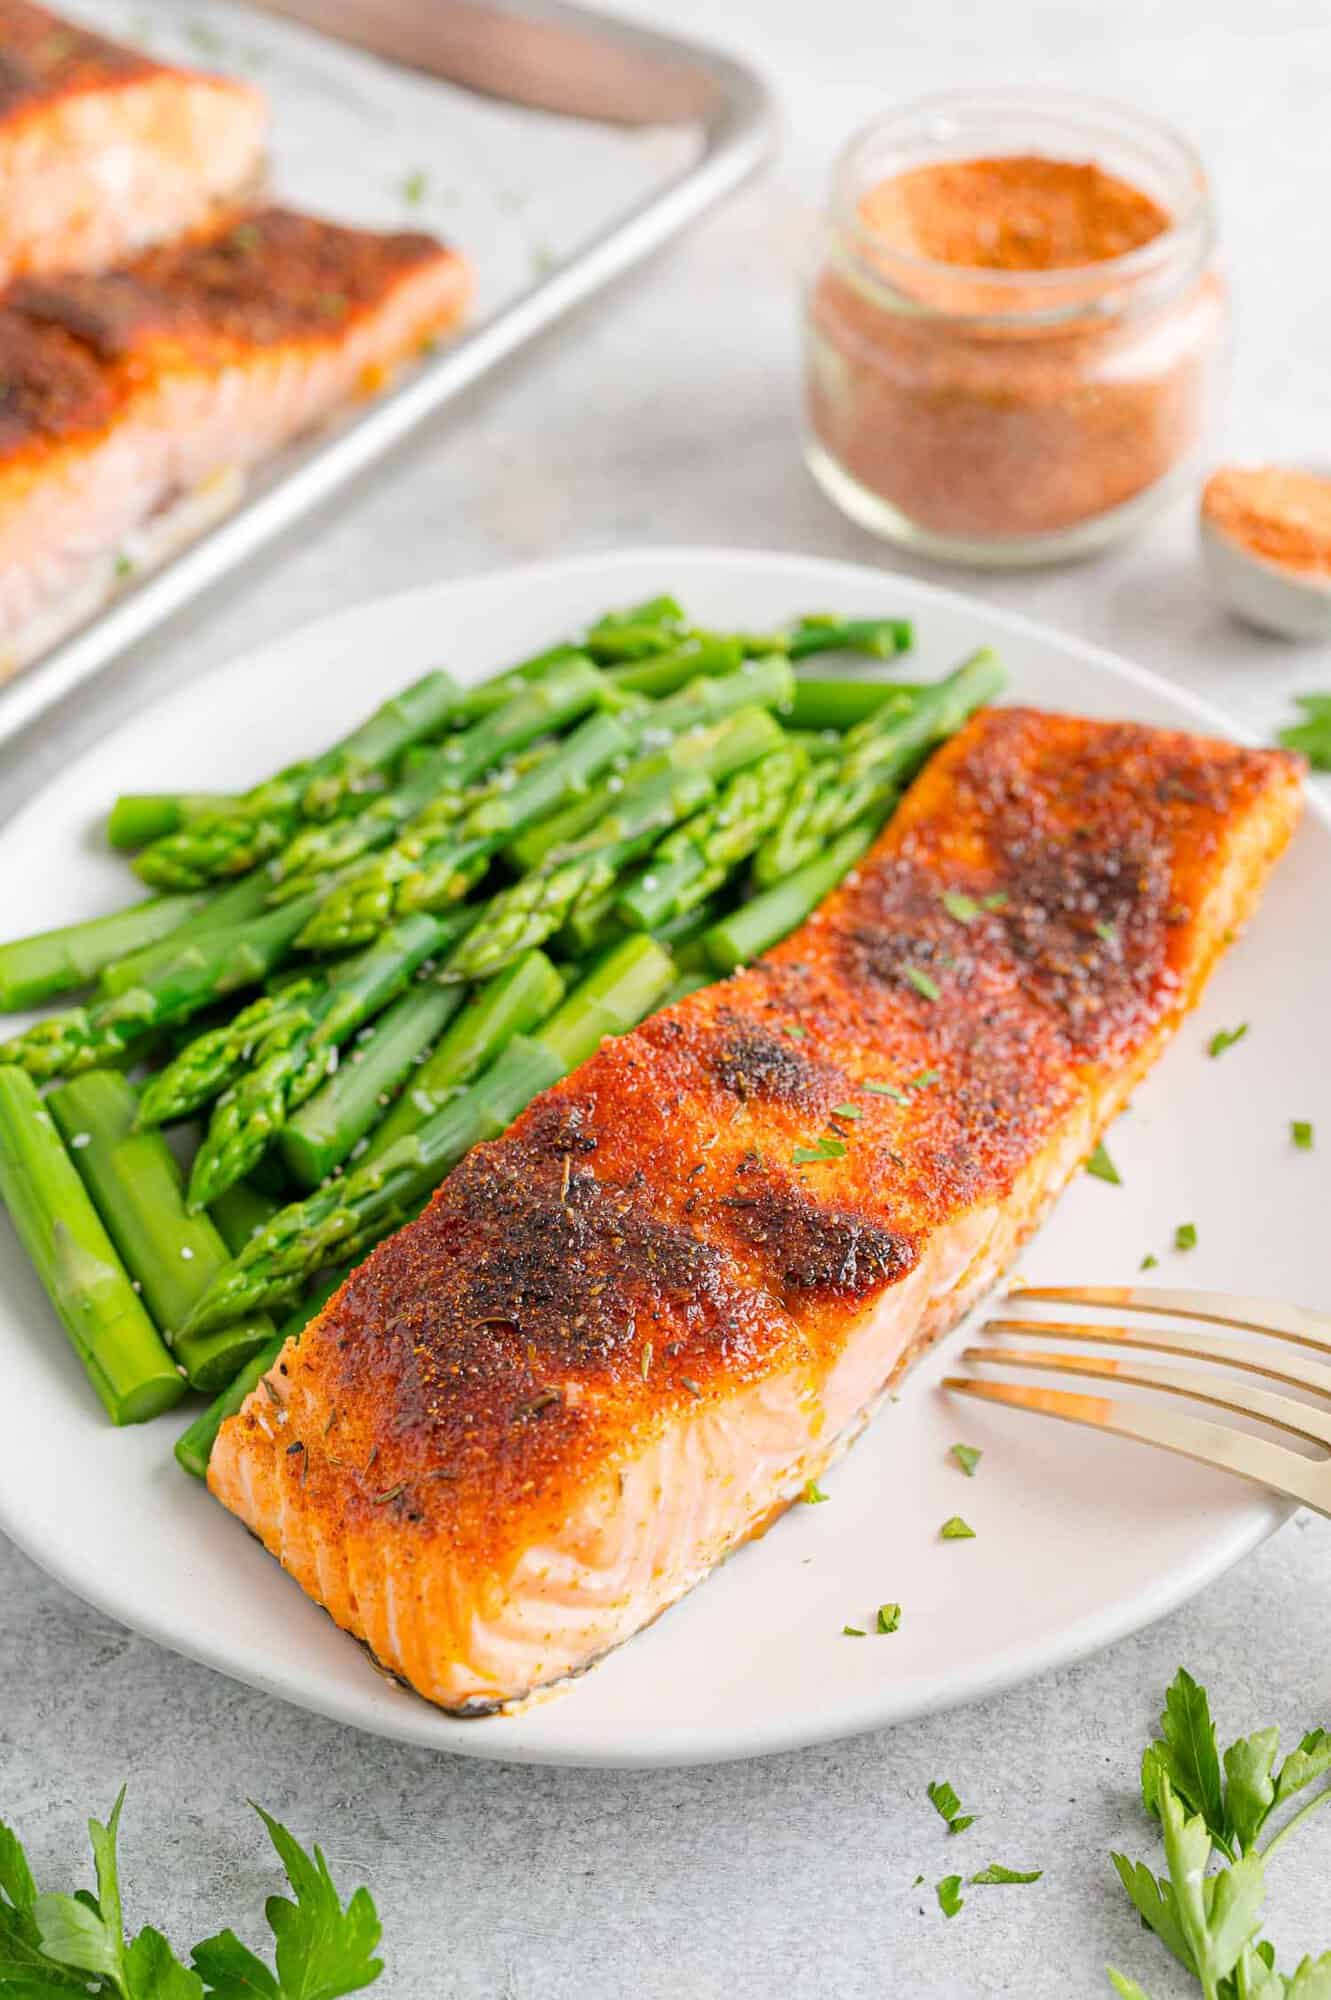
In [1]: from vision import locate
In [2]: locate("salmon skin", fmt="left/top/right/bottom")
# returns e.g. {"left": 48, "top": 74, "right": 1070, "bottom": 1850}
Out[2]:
{"left": 210, "top": 709, "right": 1303, "bottom": 1715}
{"left": 0, "top": 207, "right": 470, "bottom": 673}
{"left": 0, "top": 0, "right": 265, "bottom": 283}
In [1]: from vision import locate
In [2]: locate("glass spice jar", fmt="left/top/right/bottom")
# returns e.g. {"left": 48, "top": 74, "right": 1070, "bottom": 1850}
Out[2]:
{"left": 802, "top": 90, "right": 1229, "bottom": 566}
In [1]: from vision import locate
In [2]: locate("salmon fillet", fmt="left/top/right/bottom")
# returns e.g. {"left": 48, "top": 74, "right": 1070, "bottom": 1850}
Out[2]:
{"left": 0, "top": 0, "right": 265, "bottom": 283}
{"left": 0, "top": 207, "right": 471, "bottom": 671}
{"left": 209, "top": 709, "right": 1303, "bottom": 1714}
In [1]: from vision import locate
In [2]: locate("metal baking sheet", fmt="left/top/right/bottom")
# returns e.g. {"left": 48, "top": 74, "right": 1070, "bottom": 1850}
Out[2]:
{"left": 0, "top": 0, "right": 773, "bottom": 742}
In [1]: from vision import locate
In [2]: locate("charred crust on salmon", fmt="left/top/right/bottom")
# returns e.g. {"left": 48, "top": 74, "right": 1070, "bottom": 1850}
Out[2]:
{"left": 0, "top": 1, "right": 156, "bottom": 117}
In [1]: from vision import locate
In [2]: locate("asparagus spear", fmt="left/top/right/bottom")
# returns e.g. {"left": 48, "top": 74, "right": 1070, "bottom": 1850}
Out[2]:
{"left": 137, "top": 981, "right": 322, "bottom": 1127}
{"left": 614, "top": 743, "right": 806, "bottom": 932}
{"left": 185, "top": 910, "right": 459, "bottom": 1209}
{"left": 0, "top": 892, "right": 325, "bottom": 1081}
{"left": 0, "top": 1067, "right": 183, "bottom": 1423}
{"left": 782, "top": 614, "right": 913, "bottom": 660}
{"left": 133, "top": 669, "right": 463, "bottom": 888}
{"left": 208, "top": 1179, "right": 280, "bottom": 1255}
{"left": 506, "top": 655, "right": 796, "bottom": 872}
{"left": 48, "top": 1072, "right": 276, "bottom": 1391}
{"left": 178, "top": 936, "right": 676, "bottom": 1334}
{"left": 95, "top": 870, "right": 277, "bottom": 996}
{"left": 0, "top": 892, "right": 209, "bottom": 1011}
{"left": 755, "top": 649, "right": 1005, "bottom": 887}
{"left": 703, "top": 819, "right": 878, "bottom": 972}
{"left": 785, "top": 676, "right": 920, "bottom": 731}
{"left": 174, "top": 1269, "right": 347, "bottom": 1480}
{"left": 106, "top": 793, "right": 234, "bottom": 850}
{"left": 445, "top": 707, "right": 783, "bottom": 982}
{"left": 603, "top": 635, "right": 743, "bottom": 699}
{"left": 279, "top": 979, "right": 465, "bottom": 1189}
{"left": 363, "top": 948, "right": 565, "bottom": 1164}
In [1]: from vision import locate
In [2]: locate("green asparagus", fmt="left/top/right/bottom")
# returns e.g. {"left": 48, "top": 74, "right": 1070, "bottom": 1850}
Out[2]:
{"left": 785, "top": 675, "right": 920, "bottom": 732}
{"left": 445, "top": 707, "right": 783, "bottom": 981}
{"left": 137, "top": 980, "right": 321, "bottom": 1127}
{"left": 614, "top": 742, "right": 806, "bottom": 931}
{"left": 0, "top": 892, "right": 209, "bottom": 1010}
{"left": 178, "top": 936, "right": 676, "bottom": 1334}
{"left": 133, "top": 669, "right": 463, "bottom": 888}
{"left": 173, "top": 1269, "right": 348, "bottom": 1479}
{"left": 48, "top": 1071, "right": 276, "bottom": 1390}
{"left": 208, "top": 1179, "right": 280, "bottom": 1255}
{"left": 755, "top": 649, "right": 1005, "bottom": 886}
{"left": 0, "top": 1067, "right": 183, "bottom": 1423}
{"left": 106, "top": 792, "right": 235, "bottom": 850}
{"left": 279, "top": 979, "right": 465, "bottom": 1188}
{"left": 185, "top": 910, "right": 458, "bottom": 1209}
{"left": 363, "top": 948, "right": 565, "bottom": 1163}
{"left": 704, "top": 819, "right": 878, "bottom": 971}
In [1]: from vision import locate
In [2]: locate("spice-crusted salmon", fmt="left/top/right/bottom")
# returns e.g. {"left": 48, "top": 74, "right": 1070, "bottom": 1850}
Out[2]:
{"left": 0, "top": 207, "right": 470, "bottom": 669}
{"left": 0, "top": 1, "right": 265, "bottom": 283}
{"left": 209, "top": 708, "right": 1303, "bottom": 1713}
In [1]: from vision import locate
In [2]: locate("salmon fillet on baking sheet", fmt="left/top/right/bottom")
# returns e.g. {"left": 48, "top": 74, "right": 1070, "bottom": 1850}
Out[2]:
{"left": 0, "top": 207, "right": 470, "bottom": 671}
{"left": 210, "top": 707, "right": 1303, "bottom": 1715}
{"left": 0, "top": 0, "right": 266, "bottom": 283}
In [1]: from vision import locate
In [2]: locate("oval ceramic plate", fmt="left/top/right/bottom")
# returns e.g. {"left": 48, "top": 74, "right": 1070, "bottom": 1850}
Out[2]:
{"left": 0, "top": 549, "right": 1326, "bottom": 1768}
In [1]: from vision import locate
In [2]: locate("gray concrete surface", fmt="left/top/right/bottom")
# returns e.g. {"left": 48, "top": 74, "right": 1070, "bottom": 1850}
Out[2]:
{"left": 2, "top": 0, "right": 1330, "bottom": 1992}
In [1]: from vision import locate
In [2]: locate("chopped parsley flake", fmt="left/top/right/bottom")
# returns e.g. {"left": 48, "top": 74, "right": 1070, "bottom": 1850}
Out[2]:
{"left": 942, "top": 891, "right": 982, "bottom": 923}
{"left": 905, "top": 965, "right": 941, "bottom": 1001}
{"left": 862, "top": 1080, "right": 906, "bottom": 1101}
{"left": 877, "top": 1602, "right": 901, "bottom": 1633}
{"left": 907, "top": 1067, "right": 940, "bottom": 1090}
{"left": 951, "top": 1443, "right": 982, "bottom": 1478}
{"left": 1094, "top": 920, "right": 1118, "bottom": 945}
{"left": 936, "top": 1874, "right": 965, "bottom": 1919}
{"left": 970, "top": 1864, "right": 1042, "bottom": 1885}
{"left": 940, "top": 1516, "right": 976, "bottom": 1541}
{"left": 804, "top": 1479, "right": 829, "bottom": 1504}
{"left": 793, "top": 1137, "right": 846, "bottom": 1164}
{"left": 113, "top": 551, "right": 135, "bottom": 580}
{"left": 1174, "top": 1222, "right": 1198, "bottom": 1252}
{"left": 928, "top": 1779, "right": 966, "bottom": 1826}
{"left": 1140, "top": 1252, "right": 1159, "bottom": 1271}
{"left": 782, "top": 1024, "right": 807, "bottom": 1040}
{"left": 1208, "top": 1023, "right": 1249, "bottom": 1058}
{"left": 843, "top": 1624, "right": 866, "bottom": 1637}
{"left": 982, "top": 891, "right": 1009, "bottom": 911}
{"left": 830, "top": 1102, "right": 863, "bottom": 1120}
{"left": 1292, "top": 1119, "right": 1315, "bottom": 1151}
{"left": 402, "top": 168, "right": 428, "bottom": 204}
{"left": 1085, "top": 1141, "right": 1121, "bottom": 1186}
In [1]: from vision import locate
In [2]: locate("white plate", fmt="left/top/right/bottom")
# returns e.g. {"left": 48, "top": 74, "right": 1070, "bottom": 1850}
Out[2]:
{"left": 1, "top": 549, "right": 1326, "bottom": 1769}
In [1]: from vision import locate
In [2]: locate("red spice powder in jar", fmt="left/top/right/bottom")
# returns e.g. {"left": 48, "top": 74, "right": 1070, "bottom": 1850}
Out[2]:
{"left": 803, "top": 100, "right": 1228, "bottom": 563}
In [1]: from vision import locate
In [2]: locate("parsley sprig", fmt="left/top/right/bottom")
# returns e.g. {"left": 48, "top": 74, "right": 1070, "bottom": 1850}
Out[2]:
{"left": 1109, "top": 1668, "right": 1331, "bottom": 1998}
{"left": 1277, "top": 693, "right": 1331, "bottom": 771}
{"left": 0, "top": 1791, "right": 382, "bottom": 1998}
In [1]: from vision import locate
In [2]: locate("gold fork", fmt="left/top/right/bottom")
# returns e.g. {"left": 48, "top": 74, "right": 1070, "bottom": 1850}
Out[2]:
{"left": 943, "top": 1284, "right": 1331, "bottom": 1516}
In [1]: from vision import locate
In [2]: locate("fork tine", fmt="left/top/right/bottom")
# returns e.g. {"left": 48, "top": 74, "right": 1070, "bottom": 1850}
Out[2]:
{"left": 963, "top": 1344, "right": 1331, "bottom": 1448}
{"left": 982, "top": 1318, "right": 1331, "bottom": 1401}
{"left": 1007, "top": 1285, "right": 1331, "bottom": 1352}
{"left": 942, "top": 1375, "right": 1328, "bottom": 1513}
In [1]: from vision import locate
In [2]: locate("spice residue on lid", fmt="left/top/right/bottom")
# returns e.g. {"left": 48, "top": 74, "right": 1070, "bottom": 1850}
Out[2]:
{"left": 858, "top": 155, "right": 1171, "bottom": 271}
{"left": 1202, "top": 466, "right": 1331, "bottom": 576}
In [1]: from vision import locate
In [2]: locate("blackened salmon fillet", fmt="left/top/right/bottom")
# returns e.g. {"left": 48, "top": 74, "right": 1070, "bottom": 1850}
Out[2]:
{"left": 209, "top": 707, "right": 1303, "bottom": 1713}
{"left": 0, "top": 206, "right": 470, "bottom": 671}
{"left": 0, "top": 0, "right": 265, "bottom": 283}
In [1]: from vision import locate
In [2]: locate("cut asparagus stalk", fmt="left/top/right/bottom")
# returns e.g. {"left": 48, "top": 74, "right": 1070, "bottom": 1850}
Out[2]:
{"left": 363, "top": 948, "right": 565, "bottom": 1164}
{"left": 106, "top": 793, "right": 235, "bottom": 850}
{"left": 179, "top": 937, "right": 675, "bottom": 1334}
{"left": 0, "top": 892, "right": 209, "bottom": 1011}
{"left": 703, "top": 819, "right": 878, "bottom": 972}
{"left": 279, "top": 979, "right": 465, "bottom": 1189}
{"left": 48, "top": 1071, "right": 277, "bottom": 1391}
{"left": 785, "top": 676, "right": 920, "bottom": 731}
{"left": 208, "top": 1180, "right": 280, "bottom": 1255}
{"left": 173, "top": 1269, "right": 347, "bottom": 1480}
{"left": 604, "top": 634, "right": 743, "bottom": 699}
{"left": 0, "top": 1067, "right": 183, "bottom": 1423}
{"left": 133, "top": 669, "right": 463, "bottom": 888}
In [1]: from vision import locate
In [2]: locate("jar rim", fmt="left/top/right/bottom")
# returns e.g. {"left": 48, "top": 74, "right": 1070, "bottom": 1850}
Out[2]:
{"left": 829, "top": 87, "right": 1214, "bottom": 321}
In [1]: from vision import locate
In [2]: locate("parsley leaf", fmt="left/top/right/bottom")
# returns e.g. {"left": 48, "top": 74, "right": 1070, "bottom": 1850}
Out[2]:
{"left": 1208, "top": 1024, "right": 1249, "bottom": 1058}
{"left": 927, "top": 1780, "right": 963, "bottom": 1824}
{"left": 942, "top": 891, "right": 981, "bottom": 923}
{"left": 1278, "top": 693, "right": 1331, "bottom": 770}
{"left": 1146, "top": 1668, "right": 1226, "bottom": 1845}
{"left": 905, "top": 966, "right": 940, "bottom": 1001}
{"left": 876, "top": 1603, "right": 901, "bottom": 1634}
{"left": 935, "top": 1875, "right": 964, "bottom": 1919}
{"left": 1086, "top": 1141, "right": 1122, "bottom": 1186}
{"left": 1274, "top": 1728, "right": 1331, "bottom": 1807}
{"left": 1292, "top": 1120, "right": 1315, "bottom": 1151}
{"left": 33, "top": 1790, "right": 129, "bottom": 1992}
{"left": 969, "top": 1864, "right": 1042, "bottom": 1885}
{"left": 940, "top": 1516, "right": 976, "bottom": 1541}
{"left": 950, "top": 1443, "right": 982, "bottom": 1478}
{"left": 793, "top": 1138, "right": 846, "bottom": 1165}
{"left": 829, "top": 1102, "right": 863, "bottom": 1121}
{"left": 246, "top": 1805, "right": 382, "bottom": 2000}
{"left": 1175, "top": 1222, "right": 1198, "bottom": 1252}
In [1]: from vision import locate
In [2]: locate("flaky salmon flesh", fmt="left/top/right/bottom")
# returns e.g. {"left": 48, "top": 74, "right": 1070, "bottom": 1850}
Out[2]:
{"left": 210, "top": 708, "right": 1303, "bottom": 1714}
{"left": 0, "top": 207, "right": 470, "bottom": 671}
{"left": 0, "top": 1, "right": 265, "bottom": 283}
